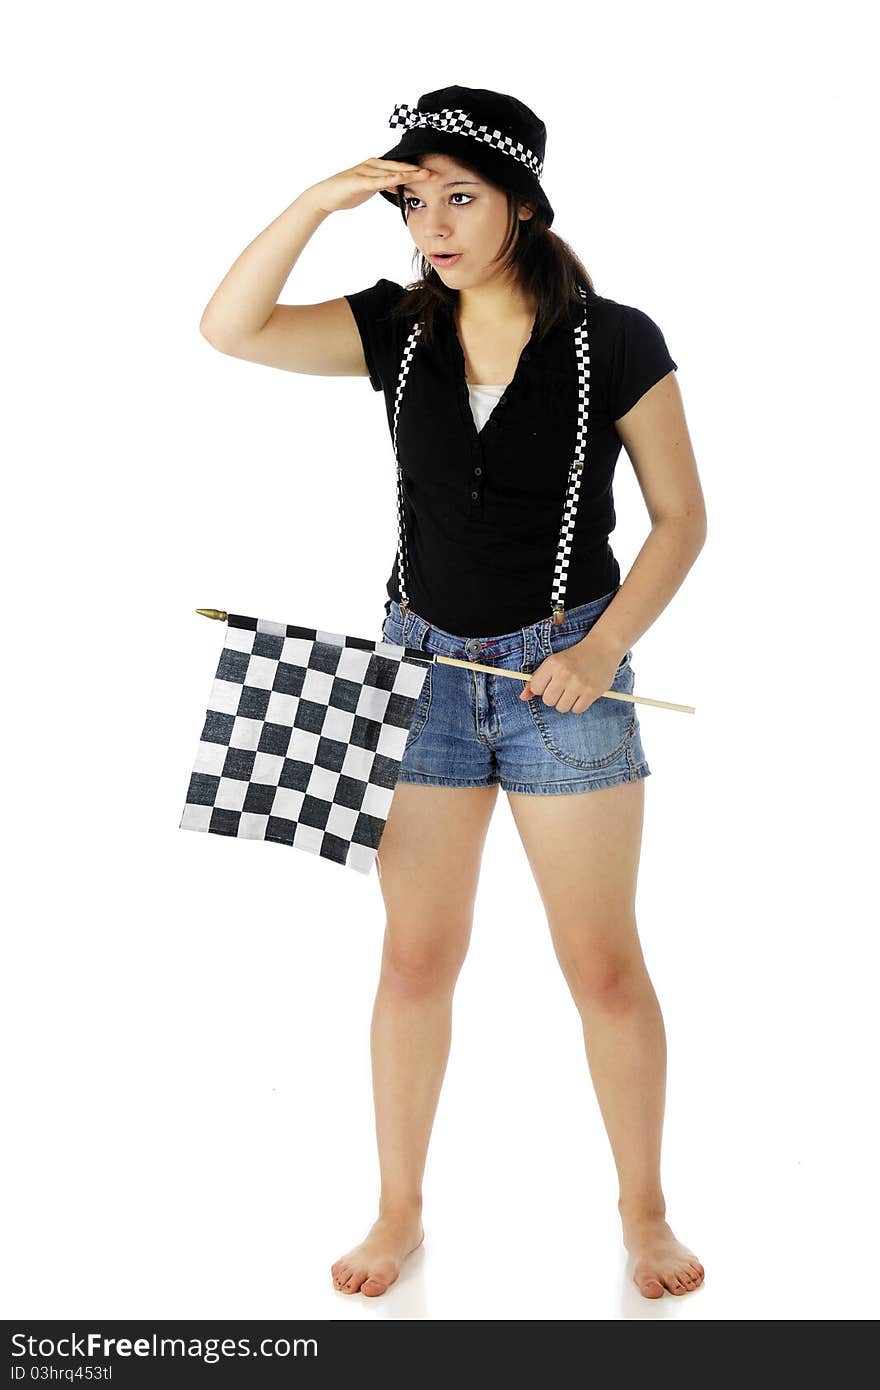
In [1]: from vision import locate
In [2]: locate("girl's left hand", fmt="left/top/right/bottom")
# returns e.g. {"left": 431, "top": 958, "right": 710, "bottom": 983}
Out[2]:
{"left": 519, "top": 637, "right": 623, "bottom": 715}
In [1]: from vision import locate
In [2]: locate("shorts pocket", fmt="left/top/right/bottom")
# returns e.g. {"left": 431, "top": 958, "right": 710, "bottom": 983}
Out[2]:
{"left": 403, "top": 663, "right": 432, "bottom": 748}
{"left": 549, "top": 622, "right": 633, "bottom": 677}
{"left": 527, "top": 642, "right": 637, "bottom": 771}
{"left": 381, "top": 615, "right": 432, "bottom": 749}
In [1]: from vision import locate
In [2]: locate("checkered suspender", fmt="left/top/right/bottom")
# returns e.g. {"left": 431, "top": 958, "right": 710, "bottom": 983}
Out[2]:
{"left": 389, "top": 325, "right": 422, "bottom": 623}
{"left": 390, "top": 286, "right": 591, "bottom": 627}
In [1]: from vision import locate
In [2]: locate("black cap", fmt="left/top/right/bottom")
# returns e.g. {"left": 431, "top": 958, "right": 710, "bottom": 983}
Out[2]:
{"left": 377, "top": 85, "right": 554, "bottom": 227}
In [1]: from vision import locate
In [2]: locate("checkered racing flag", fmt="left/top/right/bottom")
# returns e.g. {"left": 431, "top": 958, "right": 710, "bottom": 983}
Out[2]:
{"left": 179, "top": 612, "right": 431, "bottom": 875}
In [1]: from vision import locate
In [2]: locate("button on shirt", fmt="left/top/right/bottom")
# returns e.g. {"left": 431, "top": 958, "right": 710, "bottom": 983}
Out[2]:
{"left": 343, "top": 279, "right": 678, "bottom": 635}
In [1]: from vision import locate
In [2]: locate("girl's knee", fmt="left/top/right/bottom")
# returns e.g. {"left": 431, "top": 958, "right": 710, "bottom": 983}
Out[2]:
{"left": 561, "top": 946, "right": 646, "bottom": 1013}
{"left": 381, "top": 932, "right": 468, "bottom": 998}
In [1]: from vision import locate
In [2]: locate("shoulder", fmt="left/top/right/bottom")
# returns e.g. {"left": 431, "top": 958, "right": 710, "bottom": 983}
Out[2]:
{"left": 344, "top": 277, "right": 408, "bottom": 322}
{"left": 584, "top": 292, "right": 666, "bottom": 338}
{"left": 343, "top": 279, "right": 410, "bottom": 392}
{"left": 584, "top": 293, "right": 678, "bottom": 420}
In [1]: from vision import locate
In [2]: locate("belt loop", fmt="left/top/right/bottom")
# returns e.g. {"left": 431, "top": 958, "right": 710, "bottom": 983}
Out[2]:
{"left": 404, "top": 609, "right": 425, "bottom": 648}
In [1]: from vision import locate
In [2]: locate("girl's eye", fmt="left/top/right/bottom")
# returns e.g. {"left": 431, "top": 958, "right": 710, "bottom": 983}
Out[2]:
{"left": 404, "top": 193, "right": 474, "bottom": 211}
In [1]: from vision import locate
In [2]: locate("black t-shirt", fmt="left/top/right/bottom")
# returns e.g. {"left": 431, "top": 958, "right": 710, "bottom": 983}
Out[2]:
{"left": 344, "top": 278, "right": 677, "bottom": 635}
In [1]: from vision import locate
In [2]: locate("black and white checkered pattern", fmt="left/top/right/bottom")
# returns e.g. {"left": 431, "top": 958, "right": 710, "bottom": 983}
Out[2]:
{"left": 391, "top": 286, "right": 590, "bottom": 626}
{"left": 388, "top": 103, "right": 544, "bottom": 179}
{"left": 179, "top": 614, "right": 431, "bottom": 875}
{"left": 550, "top": 300, "right": 591, "bottom": 621}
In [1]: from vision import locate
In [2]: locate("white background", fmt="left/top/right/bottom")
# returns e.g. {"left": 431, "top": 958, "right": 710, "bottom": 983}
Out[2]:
{"left": 4, "top": 0, "right": 877, "bottom": 1322}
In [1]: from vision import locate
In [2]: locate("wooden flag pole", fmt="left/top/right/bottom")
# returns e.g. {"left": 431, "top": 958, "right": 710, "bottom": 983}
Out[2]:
{"left": 437, "top": 655, "right": 694, "bottom": 714}
{"left": 195, "top": 609, "right": 695, "bottom": 715}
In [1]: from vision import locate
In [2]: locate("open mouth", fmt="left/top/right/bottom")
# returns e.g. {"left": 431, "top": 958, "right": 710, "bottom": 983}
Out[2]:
{"left": 430, "top": 252, "right": 463, "bottom": 267}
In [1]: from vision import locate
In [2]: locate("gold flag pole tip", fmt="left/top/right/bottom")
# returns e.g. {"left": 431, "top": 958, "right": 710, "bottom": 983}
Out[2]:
{"left": 196, "top": 608, "right": 228, "bottom": 621}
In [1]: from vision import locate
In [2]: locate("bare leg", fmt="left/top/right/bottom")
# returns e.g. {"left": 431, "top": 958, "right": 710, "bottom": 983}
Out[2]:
{"left": 507, "top": 779, "right": 705, "bottom": 1298}
{"left": 331, "top": 780, "right": 499, "bottom": 1296}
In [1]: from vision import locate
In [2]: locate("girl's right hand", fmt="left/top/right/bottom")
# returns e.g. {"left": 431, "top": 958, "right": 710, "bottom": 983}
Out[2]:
{"left": 306, "top": 158, "right": 432, "bottom": 214}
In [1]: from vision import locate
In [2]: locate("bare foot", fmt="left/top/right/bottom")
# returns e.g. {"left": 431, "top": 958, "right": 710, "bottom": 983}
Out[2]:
{"left": 331, "top": 1207, "right": 424, "bottom": 1298}
{"left": 621, "top": 1212, "right": 705, "bottom": 1298}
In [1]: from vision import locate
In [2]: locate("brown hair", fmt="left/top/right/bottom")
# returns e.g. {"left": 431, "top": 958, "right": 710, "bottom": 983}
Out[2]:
{"left": 384, "top": 152, "right": 595, "bottom": 350}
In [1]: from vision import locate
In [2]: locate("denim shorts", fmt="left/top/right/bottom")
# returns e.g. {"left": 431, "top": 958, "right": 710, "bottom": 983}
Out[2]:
{"left": 379, "top": 587, "right": 651, "bottom": 795}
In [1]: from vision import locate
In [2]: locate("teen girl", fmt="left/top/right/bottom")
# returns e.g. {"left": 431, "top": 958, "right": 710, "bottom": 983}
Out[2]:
{"left": 200, "top": 86, "right": 707, "bottom": 1302}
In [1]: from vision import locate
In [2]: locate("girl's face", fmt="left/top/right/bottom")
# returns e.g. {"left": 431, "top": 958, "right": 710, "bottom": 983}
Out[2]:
{"left": 400, "top": 152, "right": 533, "bottom": 290}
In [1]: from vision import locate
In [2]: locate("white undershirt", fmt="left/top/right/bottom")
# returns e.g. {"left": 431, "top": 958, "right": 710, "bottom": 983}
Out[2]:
{"left": 466, "top": 382, "right": 507, "bottom": 433}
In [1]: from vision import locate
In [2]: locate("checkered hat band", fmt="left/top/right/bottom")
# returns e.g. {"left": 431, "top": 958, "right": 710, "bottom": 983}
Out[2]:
{"left": 388, "top": 103, "right": 544, "bottom": 180}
